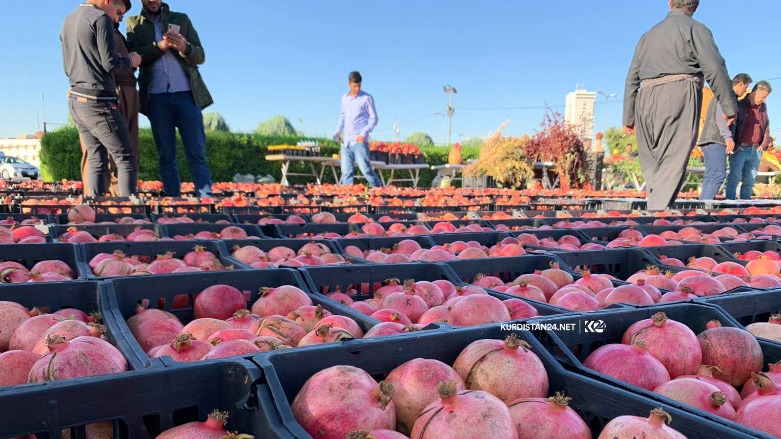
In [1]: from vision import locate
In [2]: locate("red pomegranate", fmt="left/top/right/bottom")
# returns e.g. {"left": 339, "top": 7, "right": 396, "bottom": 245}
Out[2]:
{"left": 597, "top": 408, "right": 686, "bottom": 439}
{"left": 583, "top": 341, "right": 671, "bottom": 391}
{"left": 698, "top": 320, "right": 763, "bottom": 387}
{"left": 622, "top": 312, "right": 702, "bottom": 378}
{"left": 507, "top": 392, "right": 591, "bottom": 439}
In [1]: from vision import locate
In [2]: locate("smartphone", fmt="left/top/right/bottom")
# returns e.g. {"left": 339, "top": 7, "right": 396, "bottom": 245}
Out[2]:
{"left": 167, "top": 24, "right": 180, "bottom": 35}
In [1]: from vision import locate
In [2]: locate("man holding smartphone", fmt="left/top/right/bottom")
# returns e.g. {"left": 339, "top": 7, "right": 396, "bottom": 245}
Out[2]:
{"left": 334, "top": 71, "right": 383, "bottom": 187}
{"left": 61, "top": 0, "right": 141, "bottom": 197}
{"left": 126, "top": 0, "right": 214, "bottom": 197}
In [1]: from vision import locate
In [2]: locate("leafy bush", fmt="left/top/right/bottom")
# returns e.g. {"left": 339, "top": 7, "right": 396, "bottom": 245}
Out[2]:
{"left": 203, "top": 113, "right": 230, "bottom": 132}
{"left": 404, "top": 132, "right": 434, "bottom": 147}
{"left": 255, "top": 115, "right": 298, "bottom": 137}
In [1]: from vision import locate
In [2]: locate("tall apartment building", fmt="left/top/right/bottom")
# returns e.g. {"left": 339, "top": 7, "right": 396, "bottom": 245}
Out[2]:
{"left": 565, "top": 89, "right": 596, "bottom": 142}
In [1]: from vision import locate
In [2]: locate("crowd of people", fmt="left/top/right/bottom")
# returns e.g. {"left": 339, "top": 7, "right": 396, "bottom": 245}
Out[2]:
{"left": 624, "top": 0, "right": 773, "bottom": 209}
{"left": 61, "top": 0, "right": 384, "bottom": 197}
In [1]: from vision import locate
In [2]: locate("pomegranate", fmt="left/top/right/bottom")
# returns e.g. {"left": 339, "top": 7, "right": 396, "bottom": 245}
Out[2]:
{"left": 292, "top": 366, "right": 396, "bottom": 438}
{"left": 654, "top": 377, "right": 736, "bottom": 420}
{"left": 659, "top": 290, "right": 698, "bottom": 303}
{"left": 583, "top": 340, "right": 671, "bottom": 391}
{"left": 675, "top": 275, "right": 726, "bottom": 297}
{"left": 287, "top": 305, "right": 332, "bottom": 332}
{"left": 348, "top": 431, "right": 408, "bottom": 439}
{"left": 9, "top": 314, "right": 60, "bottom": 351}
{"left": 255, "top": 315, "right": 306, "bottom": 346}
{"left": 183, "top": 246, "right": 218, "bottom": 267}
{"left": 447, "top": 295, "right": 510, "bottom": 327}
{"left": 297, "top": 324, "right": 354, "bottom": 346}
{"left": 715, "top": 273, "right": 749, "bottom": 291}
{"left": 231, "top": 245, "right": 264, "bottom": 265}
{"left": 155, "top": 410, "right": 250, "bottom": 439}
{"left": 148, "top": 253, "right": 187, "bottom": 274}
{"left": 504, "top": 298, "right": 539, "bottom": 319}
{"left": 252, "top": 336, "right": 290, "bottom": 352}
{"left": 504, "top": 282, "right": 546, "bottom": 302}
{"left": 410, "top": 381, "right": 517, "bottom": 439}
{"left": 602, "top": 284, "right": 654, "bottom": 307}
{"left": 384, "top": 359, "right": 465, "bottom": 434}
{"left": 181, "top": 318, "right": 231, "bottom": 341}
{"left": 30, "top": 260, "right": 74, "bottom": 278}
{"left": 194, "top": 284, "right": 246, "bottom": 320}
{"left": 743, "top": 362, "right": 781, "bottom": 399}
{"left": 29, "top": 335, "right": 127, "bottom": 382}
{"left": 0, "top": 302, "right": 36, "bottom": 350}
{"left": 573, "top": 271, "right": 613, "bottom": 294}
{"left": 153, "top": 333, "right": 213, "bottom": 362}
{"left": 514, "top": 272, "right": 558, "bottom": 300}
{"left": 453, "top": 335, "right": 548, "bottom": 404}
{"left": 126, "top": 307, "right": 180, "bottom": 333}
{"left": 675, "top": 365, "right": 742, "bottom": 409}
{"left": 207, "top": 328, "right": 256, "bottom": 345}
{"left": 67, "top": 205, "right": 96, "bottom": 224}
{"left": 622, "top": 312, "right": 702, "bottom": 378}
{"left": 381, "top": 289, "right": 429, "bottom": 323}
{"left": 364, "top": 322, "right": 419, "bottom": 338}
{"left": 251, "top": 285, "right": 312, "bottom": 317}
{"left": 32, "top": 320, "right": 104, "bottom": 355}
{"left": 750, "top": 274, "right": 781, "bottom": 289}
{"left": 597, "top": 408, "right": 686, "bottom": 439}
{"left": 507, "top": 392, "right": 591, "bottom": 439}
{"left": 0, "top": 350, "right": 41, "bottom": 386}
{"left": 541, "top": 262, "right": 574, "bottom": 289}
{"left": 698, "top": 320, "right": 763, "bottom": 387}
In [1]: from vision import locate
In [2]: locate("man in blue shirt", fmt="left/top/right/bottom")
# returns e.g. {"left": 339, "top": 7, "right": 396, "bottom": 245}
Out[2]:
{"left": 334, "top": 71, "right": 383, "bottom": 187}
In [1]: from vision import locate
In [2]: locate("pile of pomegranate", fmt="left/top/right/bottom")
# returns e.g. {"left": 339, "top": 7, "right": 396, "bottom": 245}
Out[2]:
{"left": 169, "top": 225, "right": 261, "bottom": 241}
{"left": 129, "top": 284, "right": 377, "bottom": 362}
{"left": 59, "top": 226, "right": 164, "bottom": 243}
{"left": 321, "top": 277, "right": 537, "bottom": 327}
{"left": 231, "top": 241, "right": 350, "bottom": 267}
{"left": 1, "top": 259, "right": 78, "bottom": 282}
{"left": 0, "top": 301, "right": 127, "bottom": 385}
{"left": 580, "top": 313, "right": 781, "bottom": 435}
{"left": 289, "top": 334, "right": 689, "bottom": 438}
{"left": 87, "top": 246, "right": 231, "bottom": 277}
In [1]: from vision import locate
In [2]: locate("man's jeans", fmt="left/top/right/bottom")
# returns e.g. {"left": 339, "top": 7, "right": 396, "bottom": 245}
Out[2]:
{"left": 68, "top": 96, "right": 137, "bottom": 196}
{"left": 725, "top": 146, "right": 762, "bottom": 200}
{"left": 700, "top": 143, "right": 727, "bottom": 200}
{"left": 147, "top": 91, "right": 213, "bottom": 197}
{"left": 340, "top": 141, "right": 382, "bottom": 187}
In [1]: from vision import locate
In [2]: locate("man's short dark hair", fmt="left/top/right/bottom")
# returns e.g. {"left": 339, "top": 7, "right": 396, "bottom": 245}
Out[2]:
{"left": 733, "top": 73, "right": 752, "bottom": 86}
{"left": 671, "top": 0, "right": 699, "bottom": 13}
{"left": 348, "top": 71, "right": 362, "bottom": 84}
{"left": 754, "top": 81, "right": 773, "bottom": 94}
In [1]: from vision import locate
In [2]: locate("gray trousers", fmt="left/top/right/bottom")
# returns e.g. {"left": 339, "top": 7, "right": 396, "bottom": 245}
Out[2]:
{"left": 635, "top": 80, "right": 702, "bottom": 210}
{"left": 69, "top": 96, "right": 138, "bottom": 196}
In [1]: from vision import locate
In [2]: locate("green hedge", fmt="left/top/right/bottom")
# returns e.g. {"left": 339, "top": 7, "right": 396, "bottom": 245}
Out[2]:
{"left": 40, "top": 128, "right": 479, "bottom": 188}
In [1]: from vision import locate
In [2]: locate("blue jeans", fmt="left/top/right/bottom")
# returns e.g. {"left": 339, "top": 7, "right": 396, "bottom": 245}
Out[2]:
{"left": 700, "top": 143, "right": 727, "bottom": 200}
{"left": 725, "top": 146, "right": 762, "bottom": 200}
{"left": 146, "top": 91, "right": 213, "bottom": 197}
{"left": 340, "top": 142, "right": 382, "bottom": 187}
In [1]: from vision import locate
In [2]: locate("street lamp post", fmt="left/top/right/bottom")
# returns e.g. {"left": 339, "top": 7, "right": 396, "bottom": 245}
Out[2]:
{"left": 596, "top": 91, "right": 617, "bottom": 138}
{"left": 443, "top": 84, "right": 457, "bottom": 146}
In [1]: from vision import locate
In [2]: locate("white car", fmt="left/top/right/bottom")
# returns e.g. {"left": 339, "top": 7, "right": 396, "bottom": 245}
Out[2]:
{"left": 0, "top": 154, "right": 40, "bottom": 180}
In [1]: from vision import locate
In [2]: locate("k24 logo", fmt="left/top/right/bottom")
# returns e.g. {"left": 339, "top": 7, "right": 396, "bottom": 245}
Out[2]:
{"left": 584, "top": 320, "right": 606, "bottom": 333}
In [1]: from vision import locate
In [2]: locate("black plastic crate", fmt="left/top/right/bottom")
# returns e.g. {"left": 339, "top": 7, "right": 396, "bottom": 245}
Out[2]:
{"left": 719, "top": 240, "right": 781, "bottom": 258}
{"left": 331, "top": 213, "right": 422, "bottom": 222}
{"left": 273, "top": 223, "right": 357, "bottom": 239}
{"left": 599, "top": 198, "right": 647, "bottom": 211}
{"left": 56, "top": 213, "right": 150, "bottom": 224}
{"left": 0, "top": 281, "right": 147, "bottom": 373}
{"left": 89, "top": 202, "right": 148, "bottom": 215}
{"left": 0, "top": 213, "right": 52, "bottom": 225}
{"left": 533, "top": 303, "right": 780, "bottom": 438}
{"left": 421, "top": 219, "right": 494, "bottom": 232}
{"left": 633, "top": 214, "right": 723, "bottom": 225}
{"left": 427, "top": 231, "right": 512, "bottom": 247}
{"left": 0, "top": 359, "right": 292, "bottom": 439}
{"left": 79, "top": 240, "right": 238, "bottom": 280}
{"left": 641, "top": 244, "right": 743, "bottom": 267}
{"left": 576, "top": 226, "right": 640, "bottom": 242}
{"left": 223, "top": 238, "right": 362, "bottom": 267}
{"left": 103, "top": 269, "right": 376, "bottom": 368}
{"left": 485, "top": 217, "right": 550, "bottom": 231}
{"left": 149, "top": 199, "right": 215, "bottom": 215}
{"left": 51, "top": 223, "right": 163, "bottom": 242}
{"left": 255, "top": 324, "right": 750, "bottom": 439}
{"left": 0, "top": 243, "right": 87, "bottom": 279}
{"left": 221, "top": 205, "right": 285, "bottom": 215}
{"left": 636, "top": 223, "right": 748, "bottom": 238}
{"left": 152, "top": 213, "right": 234, "bottom": 224}
{"left": 163, "top": 223, "right": 265, "bottom": 240}
{"left": 554, "top": 248, "right": 668, "bottom": 281}
{"left": 736, "top": 222, "right": 781, "bottom": 237}
{"left": 699, "top": 289, "right": 781, "bottom": 329}
{"left": 509, "top": 229, "right": 604, "bottom": 252}
{"left": 443, "top": 254, "right": 570, "bottom": 285}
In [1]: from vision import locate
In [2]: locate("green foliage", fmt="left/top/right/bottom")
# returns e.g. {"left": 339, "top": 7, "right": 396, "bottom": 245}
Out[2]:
{"left": 404, "top": 132, "right": 434, "bottom": 147}
{"left": 255, "top": 115, "right": 298, "bottom": 137}
{"left": 40, "top": 128, "right": 482, "bottom": 188}
{"left": 203, "top": 112, "right": 230, "bottom": 132}
{"left": 461, "top": 137, "right": 484, "bottom": 149}
{"left": 605, "top": 127, "right": 636, "bottom": 155}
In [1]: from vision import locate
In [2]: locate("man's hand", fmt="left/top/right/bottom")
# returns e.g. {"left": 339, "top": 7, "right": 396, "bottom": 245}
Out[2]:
{"left": 164, "top": 33, "right": 188, "bottom": 53}
{"left": 356, "top": 135, "right": 365, "bottom": 143}
{"left": 129, "top": 52, "right": 142, "bottom": 68}
{"left": 623, "top": 125, "right": 635, "bottom": 136}
{"left": 726, "top": 139, "right": 735, "bottom": 155}
{"left": 157, "top": 38, "right": 168, "bottom": 51}
{"left": 726, "top": 115, "right": 736, "bottom": 126}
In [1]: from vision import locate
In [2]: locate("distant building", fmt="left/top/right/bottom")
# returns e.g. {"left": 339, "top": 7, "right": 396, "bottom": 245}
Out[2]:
{"left": 565, "top": 88, "right": 596, "bottom": 142}
{"left": 0, "top": 135, "right": 43, "bottom": 168}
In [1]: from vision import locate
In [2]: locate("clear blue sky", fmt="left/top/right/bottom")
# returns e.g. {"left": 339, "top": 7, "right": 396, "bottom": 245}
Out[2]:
{"left": 1, "top": 0, "right": 780, "bottom": 143}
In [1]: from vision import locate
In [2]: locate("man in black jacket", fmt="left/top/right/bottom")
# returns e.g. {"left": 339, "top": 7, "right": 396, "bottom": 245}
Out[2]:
{"left": 61, "top": 0, "right": 141, "bottom": 196}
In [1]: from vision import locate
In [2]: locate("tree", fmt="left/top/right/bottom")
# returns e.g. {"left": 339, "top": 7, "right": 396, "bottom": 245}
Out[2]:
{"left": 404, "top": 131, "right": 434, "bottom": 147}
{"left": 203, "top": 112, "right": 230, "bottom": 132}
{"left": 604, "top": 127, "right": 636, "bottom": 155}
{"left": 461, "top": 137, "right": 484, "bottom": 149}
{"left": 255, "top": 115, "right": 298, "bottom": 137}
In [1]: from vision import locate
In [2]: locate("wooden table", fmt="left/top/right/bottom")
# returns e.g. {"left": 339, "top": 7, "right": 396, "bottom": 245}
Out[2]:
{"left": 320, "top": 158, "right": 385, "bottom": 185}
{"left": 374, "top": 163, "right": 430, "bottom": 187}
{"left": 264, "top": 155, "right": 335, "bottom": 186}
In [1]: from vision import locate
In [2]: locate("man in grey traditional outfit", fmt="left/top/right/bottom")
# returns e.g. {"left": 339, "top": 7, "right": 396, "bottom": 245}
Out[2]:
{"left": 623, "top": 0, "right": 737, "bottom": 210}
